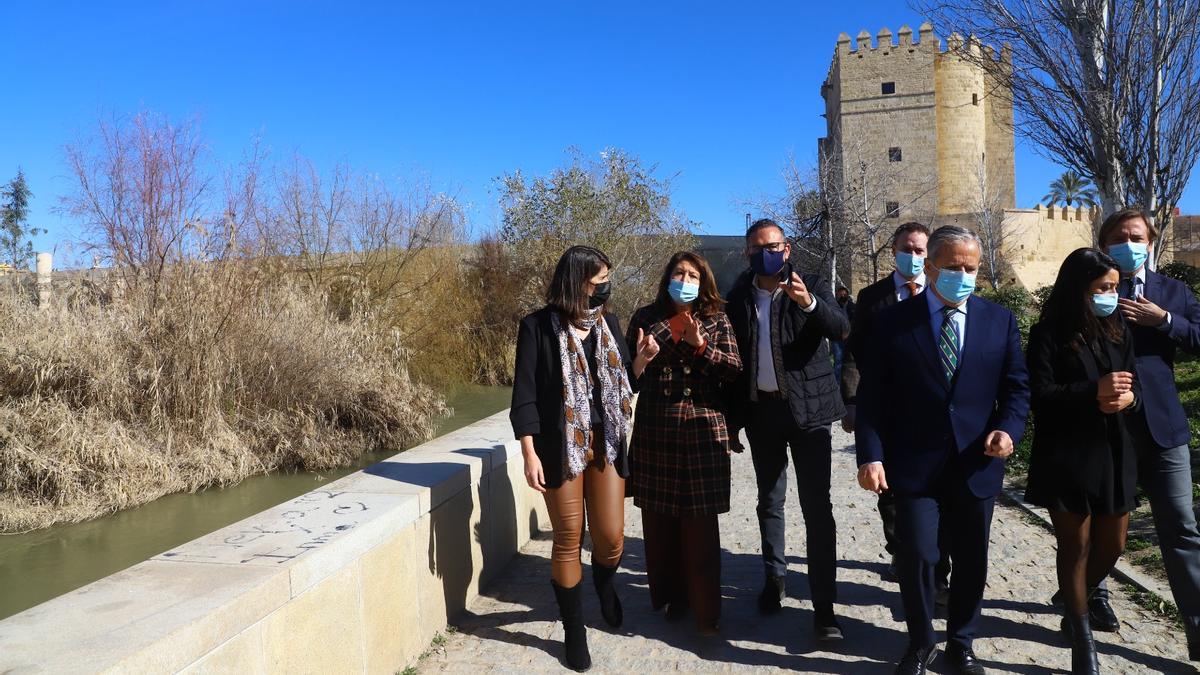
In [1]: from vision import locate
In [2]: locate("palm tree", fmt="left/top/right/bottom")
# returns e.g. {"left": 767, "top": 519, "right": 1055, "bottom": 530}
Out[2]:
{"left": 1042, "top": 170, "right": 1098, "bottom": 208}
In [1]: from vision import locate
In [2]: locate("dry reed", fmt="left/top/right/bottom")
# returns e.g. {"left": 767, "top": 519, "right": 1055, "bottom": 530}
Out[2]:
{"left": 0, "top": 268, "right": 447, "bottom": 532}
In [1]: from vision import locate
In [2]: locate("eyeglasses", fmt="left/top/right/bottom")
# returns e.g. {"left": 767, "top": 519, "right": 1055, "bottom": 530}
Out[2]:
{"left": 748, "top": 242, "right": 787, "bottom": 254}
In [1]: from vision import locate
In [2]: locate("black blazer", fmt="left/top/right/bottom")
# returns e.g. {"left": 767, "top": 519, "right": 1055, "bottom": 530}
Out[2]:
{"left": 841, "top": 275, "right": 903, "bottom": 403}
{"left": 510, "top": 306, "right": 635, "bottom": 488}
{"left": 1026, "top": 320, "right": 1141, "bottom": 502}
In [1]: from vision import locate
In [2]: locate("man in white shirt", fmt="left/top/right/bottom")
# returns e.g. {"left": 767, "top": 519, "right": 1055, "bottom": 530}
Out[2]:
{"left": 724, "top": 218, "right": 850, "bottom": 641}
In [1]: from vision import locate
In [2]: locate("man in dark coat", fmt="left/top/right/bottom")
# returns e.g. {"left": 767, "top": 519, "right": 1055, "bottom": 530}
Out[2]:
{"left": 725, "top": 218, "right": 850, "bottom": 641}
{"left": 856, "top": 225, "right": 1030, "bottom": 675}
{"left": 840, "top": 222, "right": 951, "bottom": 598}
{"left": 1091, "top": 208, "right": 1200, "bottom": 660}
{"left": 831, "top": 286, "right": 855, "bottom": 386}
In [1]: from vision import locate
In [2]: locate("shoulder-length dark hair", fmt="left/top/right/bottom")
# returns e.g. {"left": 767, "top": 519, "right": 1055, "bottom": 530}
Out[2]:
{"left": 546, "top": 245, "right": 611, "bottom": 325}
{"left": 653, "top": 251, "right": 725, "bottom": 318}
{"left": 1039, "top": 247, "right": 1124, "bottom": 347}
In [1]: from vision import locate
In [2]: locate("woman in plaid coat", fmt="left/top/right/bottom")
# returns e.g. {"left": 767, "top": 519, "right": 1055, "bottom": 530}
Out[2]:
{"left": 625, "top": 250, "right": 742, "bottom": 635}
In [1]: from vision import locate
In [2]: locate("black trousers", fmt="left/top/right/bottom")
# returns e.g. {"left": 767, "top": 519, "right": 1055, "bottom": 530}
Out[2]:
{"left": 880, "top": 490, "right": 952, "bottom": 588}
{"left": 894, "top": 464, "right": 994, "bottom": 652}
{"left": 745, "top": 398, "right": 838, "bottom": 607}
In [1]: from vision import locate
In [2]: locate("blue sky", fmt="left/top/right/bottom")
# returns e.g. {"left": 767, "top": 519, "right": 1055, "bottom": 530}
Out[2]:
{"left": 3, "top": 1, "right": 1193, "bottom": 265}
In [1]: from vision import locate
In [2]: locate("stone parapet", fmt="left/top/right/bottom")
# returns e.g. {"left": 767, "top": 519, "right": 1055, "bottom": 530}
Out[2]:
{"left": 0, "top": 410, "right": 546, "bottom": 674}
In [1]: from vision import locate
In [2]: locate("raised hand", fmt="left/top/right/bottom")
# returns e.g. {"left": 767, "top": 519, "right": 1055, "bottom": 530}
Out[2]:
{"left": 1118, "top": 296, "right": 1168, "bottom": 327}
{"left": 633, "top": 327, "right": 660, "bottom": 377}
{"left": 983, "top": 429, "right": 1013, "bottom": 458}
{"left": 636, "top": 327, "right": 660, "bottom": 361}
{"left": 681, "top": 313, "right": 706, "bottom": 348}
{"left": 783, "top": 272, "right": 813, "bottom": 307}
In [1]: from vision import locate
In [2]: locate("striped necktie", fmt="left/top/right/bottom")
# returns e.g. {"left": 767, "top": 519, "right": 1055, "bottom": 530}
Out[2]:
{"left": 1122, "top": 277, "right": 1137, "bottom": 300}
{"left": 938, "top": 306, "right": 961, "bottom": 382}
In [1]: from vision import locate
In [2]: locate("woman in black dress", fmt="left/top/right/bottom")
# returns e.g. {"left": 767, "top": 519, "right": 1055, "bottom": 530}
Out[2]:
{"left": 511, "top": 245, "right": 659, "bottom": 671}
{"left": 625, "top": 251, "right": 742, "bottom": 635}
{"left": 1025, "top": 248, "right": 1140, "bottom": 674}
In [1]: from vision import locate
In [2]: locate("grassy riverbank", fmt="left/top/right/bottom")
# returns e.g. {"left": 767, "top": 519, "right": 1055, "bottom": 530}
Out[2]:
{"left": 0, "top": 274, "right": 448, "bottom": 533}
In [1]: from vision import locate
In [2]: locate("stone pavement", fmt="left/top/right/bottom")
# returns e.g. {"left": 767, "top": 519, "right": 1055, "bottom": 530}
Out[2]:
{"left": 422, "top": 429, "right": 1193, "bottom": 673}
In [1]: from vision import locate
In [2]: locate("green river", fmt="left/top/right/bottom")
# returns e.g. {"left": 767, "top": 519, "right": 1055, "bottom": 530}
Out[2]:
{"left": 0, "top": 385, "right": 513, "bottom": 620}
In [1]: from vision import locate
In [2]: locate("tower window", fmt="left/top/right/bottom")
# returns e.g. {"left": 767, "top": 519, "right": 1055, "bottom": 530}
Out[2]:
{"left": 972, "top": 93, "right": 979, "bottom": 106}
{"left": 882, "top": 81, "right": 896, "bottom": 95}
{"left": 885, "top": 201, "right": 900, "bottom": 218}
{"left": 888, "top": 147, "right": 903, "bottom": 162}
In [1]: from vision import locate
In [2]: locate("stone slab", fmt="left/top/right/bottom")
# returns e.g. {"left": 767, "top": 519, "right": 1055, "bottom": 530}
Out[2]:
{"left": 0, "top": 560, "right": 288, "bottom": 674}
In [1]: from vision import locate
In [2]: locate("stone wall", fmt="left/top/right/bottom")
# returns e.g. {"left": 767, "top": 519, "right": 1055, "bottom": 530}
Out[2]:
{"left": 1002, "top": 205, "right": 1097, "bottom": 289}
{"left": 0, "top": 410, "right": 548, "bottom": 674}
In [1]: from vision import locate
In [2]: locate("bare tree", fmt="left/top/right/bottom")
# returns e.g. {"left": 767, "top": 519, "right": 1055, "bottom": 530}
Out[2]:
{"left": 822, "top": 130, "right": 939, "bottom": 283}
{"left": 915, "top": 0, "right": 1200, "bottom": 263}
{"left": 226, "top": 149, "right": 465, "bottom": 322}
{"left": 746, "top": 157, "right": 850, "bottom": 292}
{"left": 497, "top": 148, "right": 696, "bottom": 320}
{"left": 971, "top": 156, "right": 1018, "bottom": 288}
{"left": 62, "top": 112, "right": 213, "bottom": 291}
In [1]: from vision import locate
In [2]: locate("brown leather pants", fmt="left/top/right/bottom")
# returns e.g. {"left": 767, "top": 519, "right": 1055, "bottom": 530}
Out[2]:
{"left": 543, "top": 455, "right": 625, "bottom": 588}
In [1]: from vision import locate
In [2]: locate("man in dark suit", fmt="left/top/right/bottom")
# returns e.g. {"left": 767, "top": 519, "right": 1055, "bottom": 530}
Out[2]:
{"left": 1092, "top": 208, "right": 1200, "bottom": 660}
{"left": 856, "top": 225, "right": 1030, "bottom": 675}
{"left": 841, "top": 222, "right": 950, "bottom": 595}
{"left": 726, "top": 218, "right": 850, "bottom": 641}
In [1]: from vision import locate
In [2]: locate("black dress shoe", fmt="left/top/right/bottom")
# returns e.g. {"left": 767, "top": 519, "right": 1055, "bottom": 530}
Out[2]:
{"left": 1087, "top": 586, "right": 1120, "bottom": 632}
{"left": 1186, "top": 619, "right": 1200, "bottom": 661}
{"left": 944, "top": 644, "right": 986, "bottom": 675}
{"left": 885, "top": 555, "right": 898, "bottom": 582}
{"left": 813, "top": 603, "right": 843, "bottom": 641}
{"left": 895, "top": 645, "right": 937, "bottom": 675}
{"left": 758, "top": 575, "right": 785, "bottom": 614}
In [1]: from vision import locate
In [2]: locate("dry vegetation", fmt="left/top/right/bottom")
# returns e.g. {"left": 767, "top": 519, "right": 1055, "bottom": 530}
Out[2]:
{"left": 0, "top": 116, "right": 695, "bottom": 532}
{"left": 0, "top": 268, "right": 447, "bottom": 532}
{"left": 0, "top": 113, "right": 455, "bottom": 532}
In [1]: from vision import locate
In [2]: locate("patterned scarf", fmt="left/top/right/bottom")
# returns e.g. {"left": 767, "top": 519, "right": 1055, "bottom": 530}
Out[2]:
{"left": 552, "top": 309, "right": 633, "bottom": 479}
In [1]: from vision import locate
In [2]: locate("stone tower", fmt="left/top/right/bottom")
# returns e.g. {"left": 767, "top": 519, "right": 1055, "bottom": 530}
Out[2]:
{"left": 817, "top": 23, "right": 1095, "bottom": 291}
{"left": 818, "top": 23, "right": 1015, "bottom": 226}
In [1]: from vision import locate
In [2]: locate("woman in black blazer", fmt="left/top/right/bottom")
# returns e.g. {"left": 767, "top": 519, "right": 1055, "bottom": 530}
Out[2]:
{"left": 1025, "top": 248, "right": 1140, "bottom": 675}
{"left": 510, "top": 245, "right": 658, "bottom": 672}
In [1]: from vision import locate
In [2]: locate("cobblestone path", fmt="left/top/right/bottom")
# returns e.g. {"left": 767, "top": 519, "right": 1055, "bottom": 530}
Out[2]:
{"left": 423, "top": 429, "right": 1193, "bottom": 673}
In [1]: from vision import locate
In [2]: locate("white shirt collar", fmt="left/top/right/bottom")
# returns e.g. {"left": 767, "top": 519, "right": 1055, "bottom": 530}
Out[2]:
{"left": 892, "top": 269, "right": 926, "bottom": 291}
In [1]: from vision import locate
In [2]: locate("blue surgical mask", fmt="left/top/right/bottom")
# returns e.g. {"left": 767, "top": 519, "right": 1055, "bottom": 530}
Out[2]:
{"left": 750, "top": 248, "right": 786, "bottom": 277}
{"left": 1107, "top": 242, "right": 1149, "bottom": 273}
{"left": 895, "top": 251, "right": 925, "bottom": 278}
{"left": 1091, "top": 292, "right": 1119, "bottom": 317}
{"left": 933, "top": 268, "right": 976, "bottom": 305}
{"left": 668, "top": 279, "right": 700, "bottom": 304}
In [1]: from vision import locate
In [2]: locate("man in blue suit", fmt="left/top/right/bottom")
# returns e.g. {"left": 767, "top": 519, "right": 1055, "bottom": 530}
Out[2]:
{"left": 1092, "top": 208, "right": 1200, "bottom": 660}
{"left": 856, "top": 225, "right": 1030, "bottom": 675}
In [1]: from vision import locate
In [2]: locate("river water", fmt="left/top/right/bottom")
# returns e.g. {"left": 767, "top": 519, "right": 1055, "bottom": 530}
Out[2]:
{"left": 0, "top": 385, "right": 512, "bottom": 620}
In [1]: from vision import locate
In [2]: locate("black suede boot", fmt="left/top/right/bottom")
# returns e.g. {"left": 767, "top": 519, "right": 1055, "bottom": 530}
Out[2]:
{"left": 1186, "top": 617, "right": 1200, "bottom": 662}
{"left": 592, "top": 559, "right": 623, "bottom": 628}
{"left": 552, "top": 580, "right": 592, "bottom": 672}
{"left": 1063, "top": 612, "right": 1100, "bottom": 675}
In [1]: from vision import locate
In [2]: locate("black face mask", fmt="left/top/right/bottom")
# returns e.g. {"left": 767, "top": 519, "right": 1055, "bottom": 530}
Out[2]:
{"left": 837, "top": 296, "right": 849, "bottom": 306}
{"left": 589, "top": 281, "right": 611, "bottom": 308}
